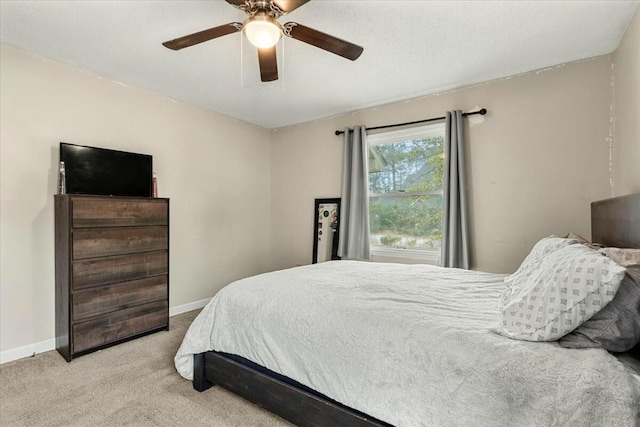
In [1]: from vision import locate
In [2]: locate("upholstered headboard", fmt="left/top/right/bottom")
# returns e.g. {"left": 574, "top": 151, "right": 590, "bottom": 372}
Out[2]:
{"left": 592, "top": 193, "right": 640, "bottom": 249}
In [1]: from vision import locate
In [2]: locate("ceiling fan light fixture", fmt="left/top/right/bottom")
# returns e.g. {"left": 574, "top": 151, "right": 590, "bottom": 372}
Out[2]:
{"left": 243, "top": 13, "right": 283, "bottom": 49}
{"left": 162, "top": 0, "right": 364, "bottom": 83}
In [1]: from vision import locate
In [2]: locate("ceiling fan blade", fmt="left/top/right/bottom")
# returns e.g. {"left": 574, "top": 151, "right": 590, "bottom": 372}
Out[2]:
{"left": 258, "top": 47, "right": 278, "bottom": 82}
{"left": 162, "top": 23, "right": 242, "bottom": 50}
{"left": 272, "top": 0, "right": 311, "bottom": 14}
{"left": 283, "top": 23, "right": 363, "bottom": 61}
{"left": 225, "top": 0, "right": 248, "bottom": 9}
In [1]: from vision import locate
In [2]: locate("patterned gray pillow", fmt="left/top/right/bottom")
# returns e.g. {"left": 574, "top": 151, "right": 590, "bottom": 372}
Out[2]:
{"left": 505, "top": 236, "right": 579, "bottom": 285}
{"left": 495, "top": 244, "right": 626, "bottom": 341}
{"left": 559, "top": 266, "right": 640, "bottom": 352}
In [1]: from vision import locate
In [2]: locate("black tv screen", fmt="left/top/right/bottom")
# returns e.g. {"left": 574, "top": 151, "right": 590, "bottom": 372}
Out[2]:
{"left": 59, "top": 142, "right": 152, "bottom": 197}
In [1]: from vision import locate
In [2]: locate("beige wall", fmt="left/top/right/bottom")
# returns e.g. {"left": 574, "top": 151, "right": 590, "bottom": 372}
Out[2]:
{"left": 613, "top": 8, "right": 640, "bottom": 196}
{"left": 0, "top": 44, "right": 272, "bottom": 353}
{"left": 271, "top": 57, "right": 615, "bottom": 274}
{"left": 2, "top": 20, "right": 636, "bottom": 357}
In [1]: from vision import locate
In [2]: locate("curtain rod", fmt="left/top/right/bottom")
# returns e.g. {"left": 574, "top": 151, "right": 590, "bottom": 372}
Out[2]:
{"left": 334, "top": 108, "right": 487, "bottom": 136}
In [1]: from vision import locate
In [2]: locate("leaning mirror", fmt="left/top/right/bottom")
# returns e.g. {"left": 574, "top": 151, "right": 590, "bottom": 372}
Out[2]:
{"left": 312, "top": 198, "right": 341, "bottom": 263}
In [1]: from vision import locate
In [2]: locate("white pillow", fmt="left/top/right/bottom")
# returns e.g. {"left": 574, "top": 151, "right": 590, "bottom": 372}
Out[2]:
{"left": 495, "top": 244, "right": 626, "bottom": 341}
{"left": 504, "top": 236, "right": 579, "bottom": 285}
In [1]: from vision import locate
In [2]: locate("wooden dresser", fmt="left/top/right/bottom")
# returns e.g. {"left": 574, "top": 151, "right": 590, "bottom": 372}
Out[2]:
{"left": 55, "top": 195, "right": 169, "bottom": 361}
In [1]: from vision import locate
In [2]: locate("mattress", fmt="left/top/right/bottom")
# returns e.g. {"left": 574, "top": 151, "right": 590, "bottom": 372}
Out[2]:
{"left": 175, "top": 261, "right": 640, "bottom": 427}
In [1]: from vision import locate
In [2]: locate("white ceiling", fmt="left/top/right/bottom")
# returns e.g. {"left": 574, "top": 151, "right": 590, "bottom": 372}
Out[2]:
{"left": 1, "top": 1, "right": 637, "bottom": 129}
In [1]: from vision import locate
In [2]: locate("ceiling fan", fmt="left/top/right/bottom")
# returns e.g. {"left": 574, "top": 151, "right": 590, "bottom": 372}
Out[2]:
{"left": 162, "top": 0, "right": 363, "bottom": 82}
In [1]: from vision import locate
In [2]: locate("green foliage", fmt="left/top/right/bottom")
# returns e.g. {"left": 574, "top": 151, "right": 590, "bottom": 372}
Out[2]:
{"left": 369, "top": 196, "right": 443, "bottom": 240}
{"left": 369, "top": 137, "right": 444, "bottom": 193}
{"left": 368, "top": 136, "right": 445, "bottom": 248}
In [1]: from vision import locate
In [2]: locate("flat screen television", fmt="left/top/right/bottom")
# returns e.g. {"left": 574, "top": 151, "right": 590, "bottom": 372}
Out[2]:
{"left": 59, "top": 142, "right": 153, "bottom": 197}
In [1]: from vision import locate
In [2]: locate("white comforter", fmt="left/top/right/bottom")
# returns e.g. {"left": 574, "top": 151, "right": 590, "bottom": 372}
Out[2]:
{"left": 175, "top": 261, "right": 640, "bottom": 427}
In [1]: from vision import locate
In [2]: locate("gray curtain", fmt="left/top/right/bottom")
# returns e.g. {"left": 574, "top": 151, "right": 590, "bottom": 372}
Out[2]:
{"left": 338, "top": 126, "right": 371, "bottom": 260}
{"left": 441, "top": 111, "right": 470, "bottom": 269}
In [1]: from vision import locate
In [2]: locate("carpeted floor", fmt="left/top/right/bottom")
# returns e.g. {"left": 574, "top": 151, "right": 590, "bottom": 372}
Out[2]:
{"left": 0, "top": 310, "right": 291, "bottom": 426}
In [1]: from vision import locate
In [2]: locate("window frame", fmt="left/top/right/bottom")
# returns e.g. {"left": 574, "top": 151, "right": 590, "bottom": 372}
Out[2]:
{"left": 367, "top": 122, "right": 446, "bottom": 263}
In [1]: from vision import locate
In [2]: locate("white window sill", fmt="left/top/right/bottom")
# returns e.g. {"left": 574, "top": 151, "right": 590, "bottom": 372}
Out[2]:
{"left": 370, "top": 247, "right": 441, "bottom": 265}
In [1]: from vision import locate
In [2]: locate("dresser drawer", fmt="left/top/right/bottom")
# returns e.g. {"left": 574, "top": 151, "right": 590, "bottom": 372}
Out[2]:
{"left": 72, "top": 251, "right": 168, "bottom": 290}
{"left": 72, "top": 275, "right": 168, "bottom": 322}
{"left": 73, "top": 226, "right": 168, "bottom": 259}
{"left": 72, "top": 198, "right": 168, "bottom": 228}
{"left": 72, "top": 300, "right": 168, "bottom": 353}
{"left": 56, "top": 195, "right": 170, "bottom": 362}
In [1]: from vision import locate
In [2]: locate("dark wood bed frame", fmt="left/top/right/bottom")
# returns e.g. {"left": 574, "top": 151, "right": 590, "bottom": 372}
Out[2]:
{"left": 192, "top": 193, "right": 640, "bottom": 427}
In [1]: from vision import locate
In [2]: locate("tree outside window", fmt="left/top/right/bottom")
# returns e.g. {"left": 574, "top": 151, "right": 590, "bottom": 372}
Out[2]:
{"left": 368, "top": 123, "right": 445, "bottom": 260}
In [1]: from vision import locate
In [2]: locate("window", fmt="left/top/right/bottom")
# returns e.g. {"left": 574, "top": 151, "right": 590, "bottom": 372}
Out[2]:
{"left": 368, "top": 123, "right": 445, "bottom": 263}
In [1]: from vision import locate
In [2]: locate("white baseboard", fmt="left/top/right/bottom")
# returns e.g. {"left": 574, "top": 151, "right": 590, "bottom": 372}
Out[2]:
{"left": 0, "top": 297, "right": 211, "bottom": 365}
{"left": 0, "top": 338, "right": 57, "bottom": 365}
{"left": 169, "top": 297, "right": 211, "bottom": 317}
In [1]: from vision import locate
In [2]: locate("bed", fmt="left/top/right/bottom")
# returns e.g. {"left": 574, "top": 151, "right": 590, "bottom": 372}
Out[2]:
{"left": 175, "top": 193, "right": 640, "bottom": 427}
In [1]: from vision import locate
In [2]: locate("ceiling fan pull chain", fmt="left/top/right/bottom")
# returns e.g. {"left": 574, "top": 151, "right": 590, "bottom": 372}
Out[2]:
{"left": 281, "top": 36, "right": 285, "bottom": 92}
{"left": 240, "top": 34, "right": 245, "bottom": 88}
